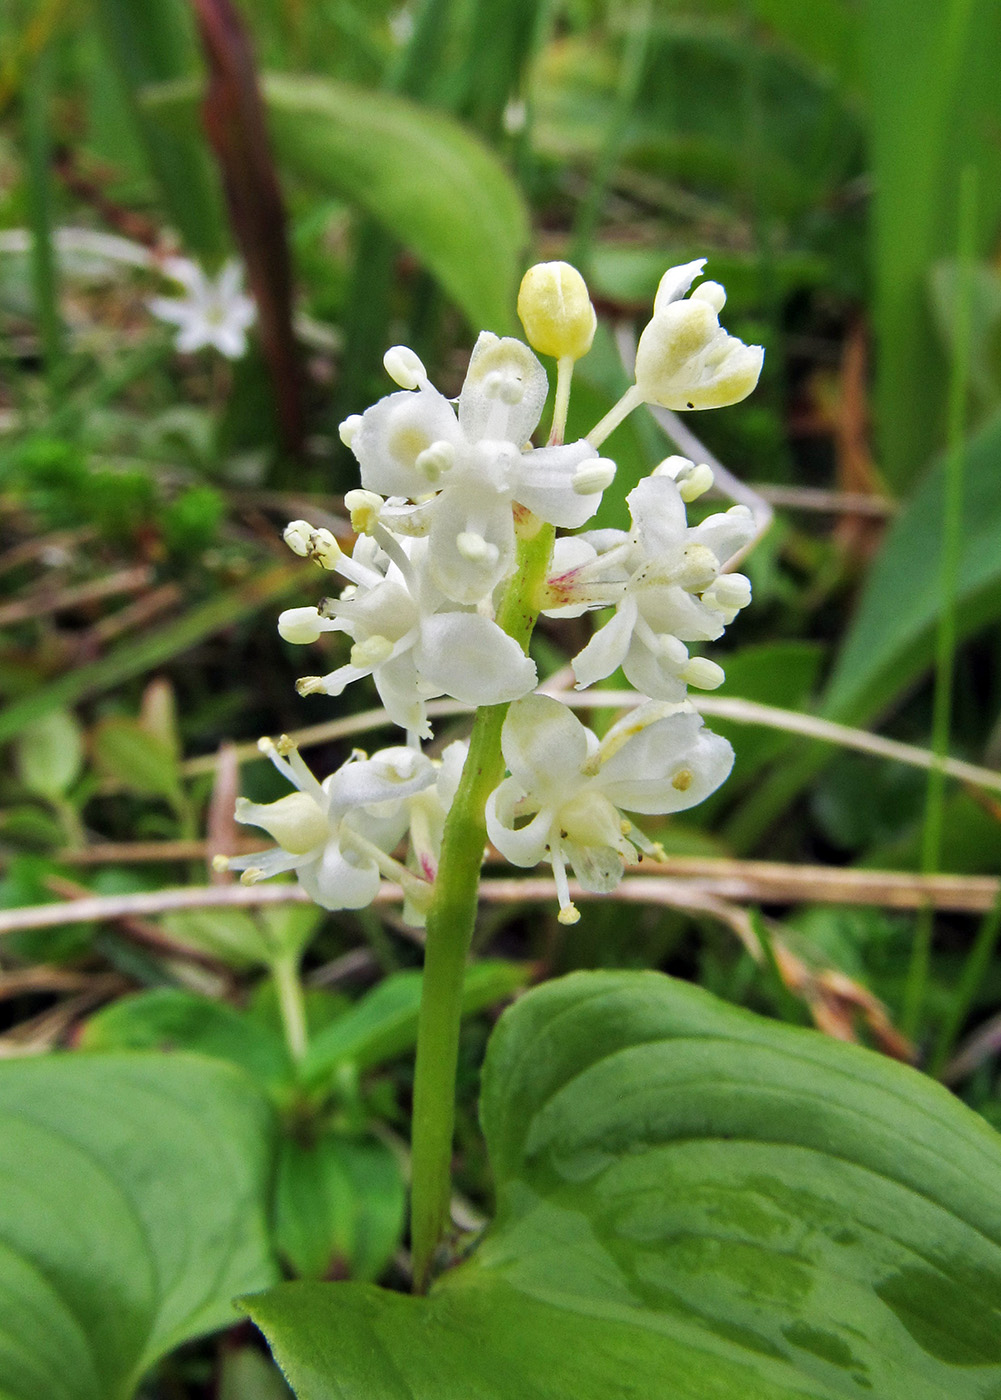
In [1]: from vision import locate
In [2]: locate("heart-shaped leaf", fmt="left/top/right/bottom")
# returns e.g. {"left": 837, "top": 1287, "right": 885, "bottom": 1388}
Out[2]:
{"left": 248, "top": 971, "right": 1001, "bottom": 1398}
{"left": 0, "top": 1053, "right": 278, "bottom": 1400}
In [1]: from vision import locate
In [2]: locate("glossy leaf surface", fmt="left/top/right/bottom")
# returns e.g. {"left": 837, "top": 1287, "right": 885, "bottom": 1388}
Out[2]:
{"left": 0, "top": 1053, "right": 277, "bottom": 1400}
{"left": 250, "top": 971, "right": 1001, "bottom": 1399}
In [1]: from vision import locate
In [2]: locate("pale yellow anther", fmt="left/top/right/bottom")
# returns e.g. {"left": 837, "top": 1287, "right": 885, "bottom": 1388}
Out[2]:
{"left": 211, "top": 853, "right": 231, "bottom": 873}
{"left": 296, "top": 676, "right": 325, "bottom": 696}
{"left": 338, "top": 414, "right": 363, "bottom": 448}
{"left": 240, "top": 867, "right": 263, "bottom": 885}
{"left": 350, "top": 635, "right": 394, "bottom": 668}
{"left": 257, "top": 735, "right": 276, "bottom": 754}
{"left": 572, "top": 458, "right": 616, "bottom": 496}
{"left": 557, "top": 902, "right": 582, "bottom": 926}
{"left": 518, "top": 261, "right": 596, "bottom": 361}
{"left": 415, "top": 440, "right": 455, "bottom": 482}
{"left": 308, "top": 528, "right": 341, "bottom": 570}
{"left": 456, "top": 532, "right": 500, "bottom": 565}
{"left": 672, "top": 768, "right": 694, "bottom": 792}
{"left": 383, "top": 345, "right": 426, "bottom": 390}
{"left": 690, "top": 281, "right": 726, "bottom": 313}
{"left": 681, "top": 657, "right": 726, "bottom": 690}
{"left": 283, "top": 520, "right": 313, "bottom": 557}
{"left": 276, "top": 734, "right": 295, "bottom": 756}
{"left": 344, "top": 489, "right": 383, "bottom": 535}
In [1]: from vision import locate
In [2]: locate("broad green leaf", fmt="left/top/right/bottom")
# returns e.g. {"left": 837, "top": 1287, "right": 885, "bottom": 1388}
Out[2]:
{"left": 90, "top": 717, "right": 184, "bottom": 805}
{"left": 219, "top": 1347, "right": 293, "bottom": 1400}
{"left": 864, "top": 0, "right": 1001, "bottom": 489}
{"left": 300, "top": 960, "right": 529, "bottom": 1087}
{"left": 823, "top": 404, "right": 1001, "bottom": 726}
{"left": 80, "top": 989, "right": 292, "bottom": 1089}
{"left": 275, "top": 1131, "right": 405, "bottom": 1283}
{"left": 250, "top": 971, "right": 1001, "bottom": 1399}
{"left": 261, "top": 74, "right": 528, "bottom": 334}
{"left": 14, "top": 709, "right": 84, "bottom": 799}
{"left": 0, "top": 1053, "right": 277, "bottom": 1400}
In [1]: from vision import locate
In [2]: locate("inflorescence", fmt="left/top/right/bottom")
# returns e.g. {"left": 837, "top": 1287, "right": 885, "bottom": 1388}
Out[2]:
{"left": 220, "top": 259, "right": 762, "bottom": 924}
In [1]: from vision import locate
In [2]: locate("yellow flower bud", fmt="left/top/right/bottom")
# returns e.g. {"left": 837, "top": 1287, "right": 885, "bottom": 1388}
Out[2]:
{"left": 517, "top": 261, "right": 597, "bottom": 361}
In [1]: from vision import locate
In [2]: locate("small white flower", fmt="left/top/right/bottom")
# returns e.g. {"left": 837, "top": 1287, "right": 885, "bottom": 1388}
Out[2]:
{"left": 343, "top": 335, "right": 610, "bottom": 604}
{"left": 543, "top": 474, "right": 754, "bottom": 699}
{"left": 148, "top": 257, "right": 256, "bottom": 359}
{"left": 279, "top": 530, "right": 536, "bottom": 740}
{"left": 224, "top": 737, "right": 438, "bottom": 914}
{"left": 486, "top": 695, "right": 734, "bottom": 923}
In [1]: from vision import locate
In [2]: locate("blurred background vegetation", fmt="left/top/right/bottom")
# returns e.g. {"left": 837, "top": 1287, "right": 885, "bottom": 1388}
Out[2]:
{"left": 3, "top": 0, "right": 1001, "bottom": 1389}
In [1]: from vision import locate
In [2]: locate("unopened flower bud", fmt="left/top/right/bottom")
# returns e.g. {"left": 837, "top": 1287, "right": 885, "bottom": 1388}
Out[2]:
{"left": 383, "top": 345, "right": 427, "bottom": 390}
{"left": 517, "top": 261, "right": 597, "bottom": 361}
{"left": 344, "top": 489, "right": 383, "bottom": 535}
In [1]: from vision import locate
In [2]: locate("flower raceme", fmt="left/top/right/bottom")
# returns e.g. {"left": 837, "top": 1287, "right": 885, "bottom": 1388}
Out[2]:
{"left": 221, "top": 259, "right": 762, "bottom": 924}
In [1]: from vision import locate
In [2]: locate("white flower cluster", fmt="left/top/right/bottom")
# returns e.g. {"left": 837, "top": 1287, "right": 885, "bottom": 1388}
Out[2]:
{"left": 225, "top": 260, "right": 762, "bottom": 924}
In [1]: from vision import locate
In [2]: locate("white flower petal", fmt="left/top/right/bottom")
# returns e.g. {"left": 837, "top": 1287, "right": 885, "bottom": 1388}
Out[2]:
{"left": 638, "top": 585, "right": 724, "bottom": 643}
{"left": 599, "top": 712, "right": 733, "bottom": 814}
{"left": 620, "top": 637, "right": 689, "bottom": 702}
{"left": 417, "top": 612, "right": 537, "bottom": 706}
{"left": 626, "top": 475, "right": 688, "bottom": 559}
{"left": 352, "top": 387, "right": 463, "bottom": 497}
{"left": 512, "top": 440, "right": 604, "bottom": 528}
{"left": 691, "top": 504, "right": 756, "bottom": 565}
{"left": 652, "top": 259, "right": 707, "bottom": 313}
{"left": 326, "top": 748, "right": 436, "bottom": 816}
{"left": 500, "top": 694, "right": 591, "bottom": 795}
{"left": 485, "top": 782, "right": 553, "bottom": 868}
{"left": 458, "top": 331, "right": 548, "bottom": 445}
{"left": 373, "top": 650, "right": 433, "bottom": 738}
{"left": 427, "top": 478, "right": 515, "bottom": 604}
{"left": 298, "top": 841, "right": 381, "bottom": 910}
{"left": 572, "top": 599, "right": 637, "bottom": 689}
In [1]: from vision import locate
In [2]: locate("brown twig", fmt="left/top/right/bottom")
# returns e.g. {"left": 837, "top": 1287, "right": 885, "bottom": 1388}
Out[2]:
{"left": 0, "top": 565, "right": 152, "bottom": 627}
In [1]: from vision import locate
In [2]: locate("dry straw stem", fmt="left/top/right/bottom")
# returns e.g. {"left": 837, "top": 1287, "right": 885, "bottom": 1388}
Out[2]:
{"left": 4, "top": 864, "right": 999, "bottom": 940}
{"left": 180, "top": 692, "right": 1001, "bottom": 801}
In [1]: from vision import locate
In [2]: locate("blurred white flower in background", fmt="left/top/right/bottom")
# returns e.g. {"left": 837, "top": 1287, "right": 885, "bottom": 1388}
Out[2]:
{"left": 148, "top": 257, "right": 256, "bottom": 359}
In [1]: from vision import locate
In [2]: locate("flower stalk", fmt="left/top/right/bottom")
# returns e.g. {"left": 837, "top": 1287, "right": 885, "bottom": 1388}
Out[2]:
{"left": 409, "top": 519, "right": 554, "bottom": 1293}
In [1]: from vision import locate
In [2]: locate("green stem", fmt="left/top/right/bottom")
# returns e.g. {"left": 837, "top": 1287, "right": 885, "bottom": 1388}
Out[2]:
{"left": 409, "top": 518, "right": 554, "bottom": 1294}
{"left": 273, "top": 953, "right": 309, "bottom": 1063}
{"left": 901, "top": 162, "right": 977, "bottom": 1039}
